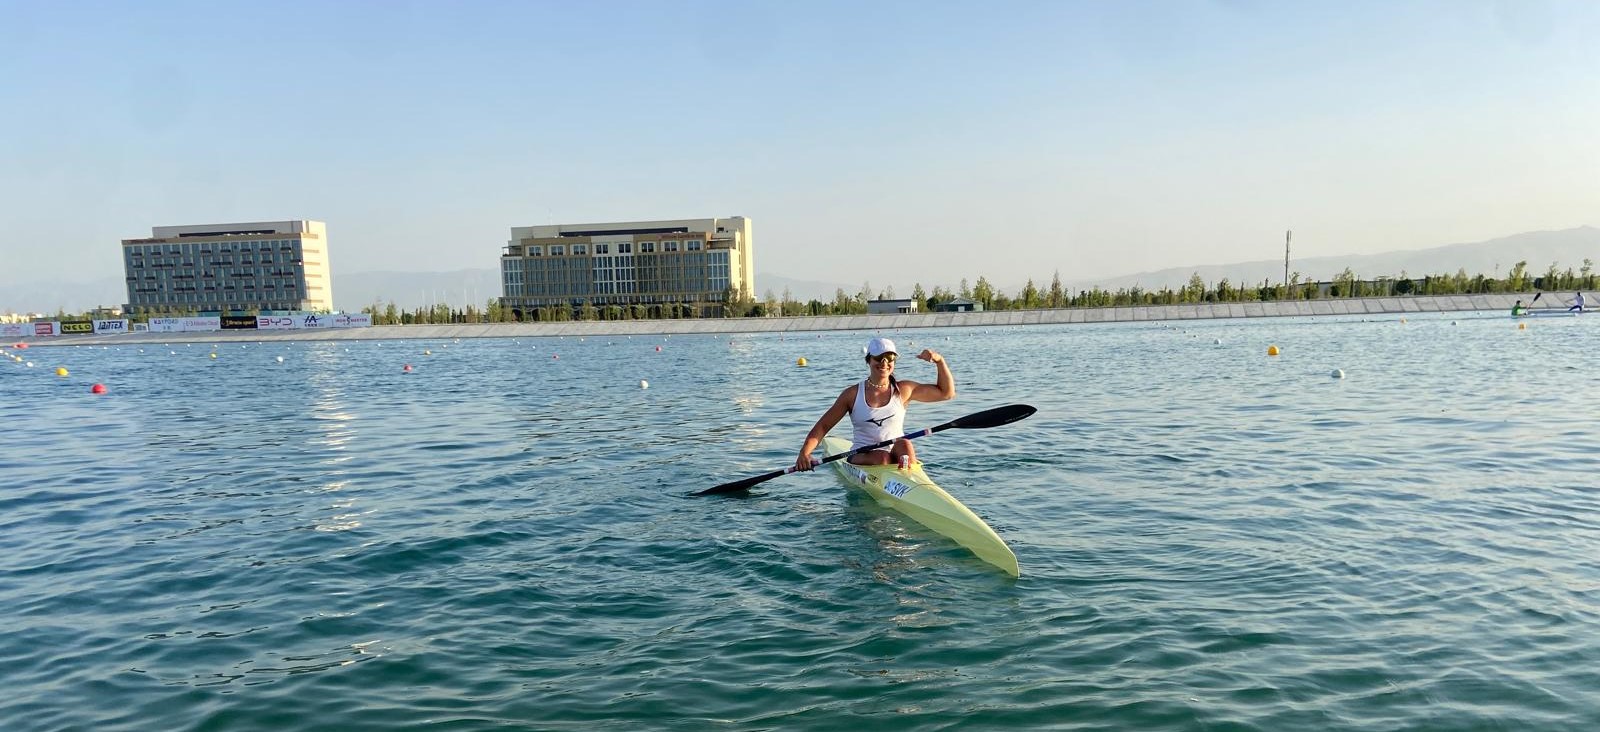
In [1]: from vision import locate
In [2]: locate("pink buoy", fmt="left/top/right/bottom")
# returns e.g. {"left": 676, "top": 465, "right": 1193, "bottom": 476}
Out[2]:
{"left": 403, "top": 364, "right": 413, "bottom": 372}
{"left": 655, "top": 346, "right": 662, "bottom": 352}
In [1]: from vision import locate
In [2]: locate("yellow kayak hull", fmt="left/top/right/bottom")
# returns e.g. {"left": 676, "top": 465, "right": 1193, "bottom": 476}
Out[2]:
{"left": 823, "top": 436, "right": 1019, "bottom": 577}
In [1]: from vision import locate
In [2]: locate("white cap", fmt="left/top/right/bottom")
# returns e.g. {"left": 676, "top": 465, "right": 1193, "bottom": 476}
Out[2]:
{"left": 865, "top": 337, "right": 897, "bottom": 357}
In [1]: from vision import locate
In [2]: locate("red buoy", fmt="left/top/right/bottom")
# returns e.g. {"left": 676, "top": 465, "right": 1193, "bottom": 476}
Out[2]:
{"left": 91, "top": 383, "right": 107, "bottom": 394}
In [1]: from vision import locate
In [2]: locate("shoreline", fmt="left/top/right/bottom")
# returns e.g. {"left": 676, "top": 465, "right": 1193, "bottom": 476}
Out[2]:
{"left": 11, "top": 293, "right": 1534, "bottom": 346}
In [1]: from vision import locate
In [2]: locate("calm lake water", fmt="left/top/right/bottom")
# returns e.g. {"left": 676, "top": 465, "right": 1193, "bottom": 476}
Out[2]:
{"left": 4, "top": 312, "right": 1599, "bottom": 731}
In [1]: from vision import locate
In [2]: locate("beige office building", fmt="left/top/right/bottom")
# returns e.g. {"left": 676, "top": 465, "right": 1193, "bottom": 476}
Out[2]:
{"left": 122, "top": 220, "right": 334, "bottom": 313}
{"left": 500, "top": 217, "right": 753, "bottom": 317}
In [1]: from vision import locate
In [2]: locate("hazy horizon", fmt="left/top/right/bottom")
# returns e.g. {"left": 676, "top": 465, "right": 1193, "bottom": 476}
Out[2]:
{"left": 3, "top": 1, "right": 1597, "bottom": 303}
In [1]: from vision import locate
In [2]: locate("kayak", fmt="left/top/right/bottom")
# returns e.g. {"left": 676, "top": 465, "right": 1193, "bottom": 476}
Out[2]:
{"left": 823, "top": 436, "right": 1019, "bottom": 577}
{"left": 1515, "top": 309, "right": 1581, "bottom": 317}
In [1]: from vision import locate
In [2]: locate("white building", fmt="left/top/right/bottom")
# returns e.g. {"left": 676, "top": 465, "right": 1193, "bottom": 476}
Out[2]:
{"left": 500, "top": 217, "right": 753, "bottom": 317}
{"left": 122, "top": 220, "right": 333, "bottom": 313}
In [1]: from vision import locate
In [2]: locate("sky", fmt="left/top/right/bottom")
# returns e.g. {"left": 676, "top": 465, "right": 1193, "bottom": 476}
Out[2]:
{"left": 2, "top": 0, "right": 1597, "bottom": 299}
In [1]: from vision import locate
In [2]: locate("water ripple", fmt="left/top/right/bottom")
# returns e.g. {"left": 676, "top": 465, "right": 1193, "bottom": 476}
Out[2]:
{"left": 3, "top": 319, "right": 1600, "bottom": 730}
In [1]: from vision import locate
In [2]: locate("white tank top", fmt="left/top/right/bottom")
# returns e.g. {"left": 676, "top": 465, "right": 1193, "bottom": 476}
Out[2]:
{"left": 851, "top": 379, "right": 906, "bottom": 450}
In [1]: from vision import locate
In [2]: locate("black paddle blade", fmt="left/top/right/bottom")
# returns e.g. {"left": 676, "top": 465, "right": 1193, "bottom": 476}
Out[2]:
{"left": 694, "top": 467, "right": 790, "bottom": 496}
{"left": 942, "top": 404, "right": 1036, "bottom": 430}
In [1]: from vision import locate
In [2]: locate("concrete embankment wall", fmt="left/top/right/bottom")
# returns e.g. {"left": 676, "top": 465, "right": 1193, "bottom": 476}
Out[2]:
{"left": 18, "top": 293, "right": 1542, "bottom": 346}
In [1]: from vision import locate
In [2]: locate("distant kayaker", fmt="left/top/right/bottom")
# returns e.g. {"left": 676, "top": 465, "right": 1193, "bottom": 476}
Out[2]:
{"left": 1512, "top": 299, "right": 1526, "bottom": 317}
{"left": 1569, "top": 291, "right": 1586, "bottom": 313}
{"left": 794, "top": 337, "right": 955, "bottom": 471}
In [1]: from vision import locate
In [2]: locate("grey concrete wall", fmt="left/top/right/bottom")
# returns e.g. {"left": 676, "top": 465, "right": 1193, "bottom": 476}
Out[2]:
{"left": 14, "top": 293, "right": 1544, "bottom": 347}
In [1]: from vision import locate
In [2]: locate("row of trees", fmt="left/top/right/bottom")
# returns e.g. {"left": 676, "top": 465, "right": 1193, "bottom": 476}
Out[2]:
{"left": 359, "top": 258, "right": 1595, "bottom": 324}
{"left": 721, "top": 258, "right": 1596, "bottom": 317}
{"left": 36, "top": 260, "right": 1594, "bottom": 324}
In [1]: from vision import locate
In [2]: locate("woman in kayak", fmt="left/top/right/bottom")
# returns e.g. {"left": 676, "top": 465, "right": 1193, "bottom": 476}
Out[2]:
{"left": 794, "top": 337, "right": 955, "bottom": 471}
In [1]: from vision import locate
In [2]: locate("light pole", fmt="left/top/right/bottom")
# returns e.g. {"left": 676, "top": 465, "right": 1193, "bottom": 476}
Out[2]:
{"left": 1284, "top": 229, "right": 1292, "bottom": 288}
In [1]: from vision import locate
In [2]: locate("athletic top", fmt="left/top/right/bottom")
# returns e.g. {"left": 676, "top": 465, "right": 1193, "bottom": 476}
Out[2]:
{"left": 851, "top": 378, "right": 905, "bottom": 450}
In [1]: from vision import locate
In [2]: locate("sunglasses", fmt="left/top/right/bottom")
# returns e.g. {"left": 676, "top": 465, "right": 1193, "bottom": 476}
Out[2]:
{"left": 869, "top": 353, "right": 897, "bottom": 363}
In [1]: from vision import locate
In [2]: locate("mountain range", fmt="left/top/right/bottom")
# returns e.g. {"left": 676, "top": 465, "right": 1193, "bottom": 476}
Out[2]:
{"left": 5, "top": 227, "right": 1596, "bottom": 315}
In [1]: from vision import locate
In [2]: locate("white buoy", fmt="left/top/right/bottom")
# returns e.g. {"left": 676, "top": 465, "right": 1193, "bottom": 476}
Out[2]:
{"left": 276, "top": 356, "right": 285, "bottom": 363}
{"left": 1214, "top": 338, "right": 1222, "bottom": 345}
{"left": 1331, "top": 369, "right": 1345, "bottom": 379}
{"left": 639, "top": 380, "right": 649, "bottom": 389}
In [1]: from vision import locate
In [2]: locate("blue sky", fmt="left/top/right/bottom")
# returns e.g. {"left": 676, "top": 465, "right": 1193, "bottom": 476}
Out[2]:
{"left": 2, "top": 0, "right": 1596, "bottom": 298}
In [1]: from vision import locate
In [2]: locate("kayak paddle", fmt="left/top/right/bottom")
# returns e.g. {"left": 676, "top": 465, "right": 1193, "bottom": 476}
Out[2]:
{"left": 695, "top": 403, "right": 1037, "bottom": 496}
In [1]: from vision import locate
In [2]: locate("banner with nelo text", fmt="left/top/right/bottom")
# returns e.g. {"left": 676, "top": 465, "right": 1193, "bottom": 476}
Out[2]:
{"left": 60, "top": 320, "right": 94, "bottom": 334}
{"left": 93, "top": 319, "right": 130, "bottom": 334}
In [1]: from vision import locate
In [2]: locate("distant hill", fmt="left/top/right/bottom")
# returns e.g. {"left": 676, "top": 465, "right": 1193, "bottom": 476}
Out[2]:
{"left": 5, "top": 227, "right": 1596, "bottom": 314}
{"left": 1072, "top": 226, "right": 1600, "bottom": 294}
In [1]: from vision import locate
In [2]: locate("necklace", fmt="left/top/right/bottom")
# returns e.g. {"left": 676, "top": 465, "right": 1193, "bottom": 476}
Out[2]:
{"left": 867, "top": 380, "right": 889, "bottom": 388}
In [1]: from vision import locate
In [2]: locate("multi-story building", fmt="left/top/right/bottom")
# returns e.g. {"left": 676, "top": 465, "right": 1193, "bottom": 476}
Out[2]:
{"left": 500, "top": 217, "right": 753, "bottom": 318}
{"left": 121, "top": 220, "right": 333, "bottom": 314}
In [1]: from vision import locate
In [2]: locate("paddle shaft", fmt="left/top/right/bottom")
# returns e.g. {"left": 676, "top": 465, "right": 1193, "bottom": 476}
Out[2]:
{"left": 698, "top": 425, "right": 946, "bottom": 495}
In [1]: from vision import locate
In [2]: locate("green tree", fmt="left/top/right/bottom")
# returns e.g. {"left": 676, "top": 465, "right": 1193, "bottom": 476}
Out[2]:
{"left": 1182, "top": 272, "right": 1206, "bottom": 303}
{"left": 832, "top": 288, "right": 854, "bottom": 314}
{"left": 1048, "top": 271, "right": 1064, "bottom": 308}
{"left": 1507, "top": 260, "right": 1529, "bottom": 291}
{"left": 1334, "top": 268, "right": 1357, "bottom": 297}
{"left": 972, "top": 276, "right": 994, "bottom": 310}
{"left": 911, "top": 283, "right": 927, "bottom": 310}
{"left": 1020, "top": 279, "right": 1040, "bottom": 309}
{"left": 855, "top": 281, "right": 873, "bottom": 306}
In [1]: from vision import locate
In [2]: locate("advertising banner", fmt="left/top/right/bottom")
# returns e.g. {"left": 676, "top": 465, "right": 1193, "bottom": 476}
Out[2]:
{"left": 60, "top": 321, "right": 94, "bottom": 334}
{"left": 93, "top": 319, "right": 130, "bottom": 334}
{"left": 333, "top": 313, "right": 373, "bottom": 328}
{"left": 221, "top": 316, "right": 258, "bottom": 330}
{"left": 147, "top": 317, "right": 221, "bottom": 333}
{"left": 3, "top": 322, "right": 64, "bottom": 337}
{"left": 297, "top": 314, "right": 330, "bottom": 329}
{"left": 256, "top": 316, "right": 297, "bottom": 330}
{"left": 34, "top": 322, "right": 57, "bottom": 336}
